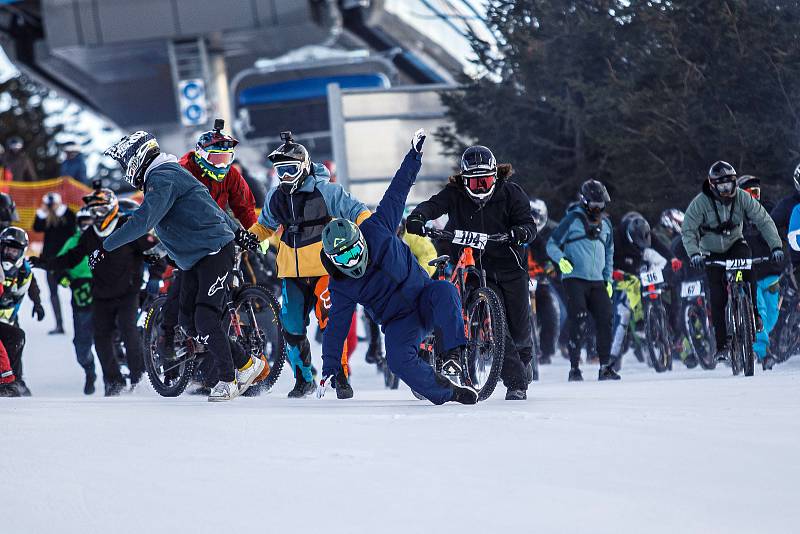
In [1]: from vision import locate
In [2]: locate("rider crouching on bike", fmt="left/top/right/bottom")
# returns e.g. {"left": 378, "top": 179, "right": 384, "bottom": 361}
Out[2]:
{"left": 406, "top": 145, "right": 537, "bottom": 400}
{"left": 738, "top": 175, "right": 782, "bottom": 370}
{"left": 319, "top": 130, "right": 478, "bottom": 404}
{"left": 247, "top": 132, "right": 371, "bottom": 399}
{"left": 547, "top": 180, "right": 619, "bottom": 382}
{"left": 101, "top": 131, "right": 264, "bottom": 402}
{"left": 158, "top": 120, "right": 258, "bottom": 378}
{"left": 682, "top": 161, "right": 783, "bottom": 363}
{"left": 609, "top": 213, "right": 668, "bottom": 368}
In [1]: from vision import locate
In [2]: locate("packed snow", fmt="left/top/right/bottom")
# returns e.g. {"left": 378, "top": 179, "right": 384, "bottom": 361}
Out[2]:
{"left": 2, "top": 272, "right": 800, "bottom": 534}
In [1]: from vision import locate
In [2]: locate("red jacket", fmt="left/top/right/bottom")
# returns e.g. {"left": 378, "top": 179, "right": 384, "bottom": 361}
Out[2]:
{"left": 179, "top": 151, "right": 258, "bottom": 229}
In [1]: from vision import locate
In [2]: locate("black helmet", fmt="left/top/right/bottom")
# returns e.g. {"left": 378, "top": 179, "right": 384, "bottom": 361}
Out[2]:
{"left": 707, "top": 160, "right": 737, "bottom": 200}
{"left": 579, "top": 179, "right": 610, "bottom": 218}
{"left": 624, "top": 214, "right": 651, "bottom": 251}
{"left": 0, "top": 193, "right": 18, "bottom": 228}
{"left": 460, "top": 145, "right": 497, "bottom": 203}
{"left": 104, "top": 131, "right": 161, "bottom": 190}
{"left": 268, "top": 131, "right": 311, "bottom": 194}
{"left": 0, "top": 226, "right": 28, "bottom": 274}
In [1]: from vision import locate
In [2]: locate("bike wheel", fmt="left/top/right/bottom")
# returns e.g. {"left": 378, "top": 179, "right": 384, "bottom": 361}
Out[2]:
{"left": 229, "top": 284, "right": 286, "bottom": 393}
{"left": 529, "top": 304, "right": 541, "bottom": 381}
{"left": 684, "top": 302, "right": 716, "bottom": 370}
{"left": 465, "top": 287, "right": 506, "bottom": 401}
{"left": 727, "top": 301, "right": 742, "bottom": 376}
{"left": 774, "top": 305, "right": 800, "bottom": 363}
{"left": 736, "top": 288, "right": 756, "bottom": 377}
{"left": 645, "top": 303, "right": 671, "bottom": 373}
{"left": 142, "top": 295, "right": 195, "bottom": 397}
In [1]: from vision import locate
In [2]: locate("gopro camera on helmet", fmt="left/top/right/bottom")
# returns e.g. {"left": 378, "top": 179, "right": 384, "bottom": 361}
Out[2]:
{"left": 213, "top": 118, "right": 225, "bottom": 132}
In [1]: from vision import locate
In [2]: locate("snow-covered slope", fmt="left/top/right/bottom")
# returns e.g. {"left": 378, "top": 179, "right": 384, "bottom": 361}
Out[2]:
{"left": 3, "top": 272, "right": 799, "bottom": 534}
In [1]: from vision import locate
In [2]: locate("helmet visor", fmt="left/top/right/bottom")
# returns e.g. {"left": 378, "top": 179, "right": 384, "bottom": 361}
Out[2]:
{"left": 88, "top": 204, "right": 113, "bottom": 220}
{"left": 275, "top": 162, "right": 303, "bottom": 181}
{"left": 330, "top": 241, "right": 365, "bottom": 268}
{"left": 712, "top": 179, "right": 736, "bottom": 197}
{"left": 465, "top": 174, "right": 496, "bottom": 194}
{"left": 1, "top": 244, "right": 23, "bottom": 263}
{"left": 200, "top": 148, "right": 234, "bottom": 168}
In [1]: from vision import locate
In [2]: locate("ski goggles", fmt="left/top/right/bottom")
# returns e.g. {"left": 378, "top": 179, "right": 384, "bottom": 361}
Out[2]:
{"left": 464, "top": 173, "right": 496, "bottom": 193}
{"left": 274, "top": 162, "right": 304, "bottom": 181}
{"left": 197, "top": 147, "right": 235, "bottom": 168}
{"left": 712, "top": 179, "right": 736, "bottom": 196}
{"left": 88, "top": 204, "right": 114, "bottom": 219}
{"left": 329, "top": 240, "right": 365, "bottom": 268}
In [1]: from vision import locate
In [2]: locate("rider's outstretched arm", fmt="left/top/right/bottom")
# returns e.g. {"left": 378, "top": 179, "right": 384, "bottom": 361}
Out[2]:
{"left": 320, "top": 289, "right": 356, "bottom": 378}
{"left": 372, "top": 149, "right": 423, "bottom": 232}
{"left": 104, "top": 180, "right": 175, "bottom": 252}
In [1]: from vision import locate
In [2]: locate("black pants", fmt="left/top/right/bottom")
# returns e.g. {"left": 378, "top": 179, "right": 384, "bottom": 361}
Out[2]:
{"left": 46, "top": 270, "right": 64, "bottom": 329}
{"left": 705, "top": 240, "right": 759, "bottom": 348}
{"left": 535, "top": 282, "right": 559, "bottom": 357}
{"left": 162, "top": 270, "right": 182, "bottom": 333}
{"left": 178, "top": 242, "right": 247, "bottom": 383}
{"left": 93, "top": 292, "right": 143, "bottom": 385}
{"left": 0, "top": 322, "right": 25, "bottom": 380}
{"left": 563, "top": 278, "right": 612, "bottom": 367}
{"left": 488, "top": 270, "right": 533, "bottom": 391}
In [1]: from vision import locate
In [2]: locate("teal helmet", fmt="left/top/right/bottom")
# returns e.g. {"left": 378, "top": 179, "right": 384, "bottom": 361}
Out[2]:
{"left": 322, "top": 219, "right": 368, "bottom": 278}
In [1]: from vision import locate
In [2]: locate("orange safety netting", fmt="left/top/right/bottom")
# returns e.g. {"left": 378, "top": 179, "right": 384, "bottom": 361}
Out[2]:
{"left": 0, "top": 177, "right": 142, "bottom": 243}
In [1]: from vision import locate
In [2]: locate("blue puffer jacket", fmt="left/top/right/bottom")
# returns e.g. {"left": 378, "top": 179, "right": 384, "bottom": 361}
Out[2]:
{"left": 546, "top": 205, "right": 614, "bottom": 282}
{"left": 321, "top": 149, "right": 429, "bottom": 375}
{"left": 103, "top": 154, "right": 238, "bottom": 270}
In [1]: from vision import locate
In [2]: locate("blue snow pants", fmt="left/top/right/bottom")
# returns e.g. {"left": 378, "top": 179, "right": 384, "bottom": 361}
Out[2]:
{"left": 384, "top": 280, "right": 467, "bottom": 405}
{"left": 754, "top": 275, "right": 780, "bottom": 359}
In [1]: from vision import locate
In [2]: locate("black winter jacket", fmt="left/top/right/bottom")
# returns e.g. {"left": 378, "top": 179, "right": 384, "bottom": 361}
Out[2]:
{"left": 771, "top": 192, "right": 800, "bottom": 266}
{"left": 744, "top": 199, "right": 783, "bottom": 279}
{"left": 45, "top": 216, "right": 158, "bottom": 300}
{"left": 410, "top": 178, "right": 536, "bottom": 275}
{"left": 33, "top": 207, "right": 76, "bottom": 259}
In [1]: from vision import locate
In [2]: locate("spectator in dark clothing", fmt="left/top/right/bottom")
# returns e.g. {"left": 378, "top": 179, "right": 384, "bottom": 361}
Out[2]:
{"left": 33, "top": 192, "right": 76, "bottom": 334}
{"left": 231, "top": 162, "right": 265, "bottom": 208}
{"left": 60, "top": 144, "right": 88, "bottom": 184}
{"left": 4, "top": 137, "right": 38, "bottom": 181}
{"left": 32, "top": 188, "right": 159, "bottom": 396}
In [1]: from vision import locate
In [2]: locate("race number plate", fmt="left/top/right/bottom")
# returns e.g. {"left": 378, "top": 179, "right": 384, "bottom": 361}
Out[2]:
{"left": 640, "top": 269, "right": 664, "bottom": 286}
{"left": 725, "top": 258, "right": 752, "bottom": 270}
{"left": 452, "top": 230, "right": 488, "bottom": 250}
{"left": 680, "top": 280, "right": 703, "bottom": 298}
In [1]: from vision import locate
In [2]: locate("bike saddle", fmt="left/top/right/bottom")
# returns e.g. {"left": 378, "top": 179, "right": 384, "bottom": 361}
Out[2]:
{"left": 428, "top": 255, "right": 450, "bottom": 267}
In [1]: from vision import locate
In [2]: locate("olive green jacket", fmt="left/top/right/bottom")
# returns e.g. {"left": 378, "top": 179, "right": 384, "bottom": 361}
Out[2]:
{"left": 682, "top": 182, "right": 781, "bottom": 258}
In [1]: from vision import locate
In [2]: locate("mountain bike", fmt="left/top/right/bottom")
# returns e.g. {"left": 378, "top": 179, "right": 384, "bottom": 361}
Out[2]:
{"left": 415, "top": 228, "right": 507, "bottom": 401}
{"left": 527, "top": 278, "right": 540, "bottom": 381}
{"left": 639, "top": 266, "right": 673, "bottom": 372}
{"left": 678, "top": 276, "right": 716, "bottom": 370}
{"left": 142, "top": 248, "right": 286, "bottom": 396}
{"left": 771, "top": 269, "right": 800, "bottom": 363}
{"left": 705, "top": 257, "right": 765, "bottom": 377}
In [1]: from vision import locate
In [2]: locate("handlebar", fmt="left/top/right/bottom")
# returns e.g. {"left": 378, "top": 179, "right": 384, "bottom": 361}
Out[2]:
{"left": 704, "top": 256, "right": 771, "bottom": 268}
{"left": 425, "top": 228, "right": 510, "bottom": 243}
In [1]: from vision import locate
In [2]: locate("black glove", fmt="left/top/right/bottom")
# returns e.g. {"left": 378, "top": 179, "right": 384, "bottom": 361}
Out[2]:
{"left": 690, "top": 254, "right": 704, "bottom": 270}
{"left": 405, "top": 215, "right": 426, "bottom": 236}
{"left": 509, "top": 225, "right": 532, "bottom": 245}
{"left": 29, "top": 256, "right": 46, "bottom": 269}
{"left": 32, "top": 302, "right": 45, "bottom": 322}
{"left": 771, "top": 248, "right": 785, "bottom": 265}
{"left": 235, "top": 227, "right": 260, "bottom": 252}
{"left": 88, "top": 248, "right": 105, "bottom": 271}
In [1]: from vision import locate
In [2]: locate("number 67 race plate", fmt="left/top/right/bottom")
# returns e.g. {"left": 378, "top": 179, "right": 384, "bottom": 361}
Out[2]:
{"left": 452, "top": 230, "right": 488, "bottom": 250}
{"left": 681, "top": 280, "right": 703, "bottom": 298}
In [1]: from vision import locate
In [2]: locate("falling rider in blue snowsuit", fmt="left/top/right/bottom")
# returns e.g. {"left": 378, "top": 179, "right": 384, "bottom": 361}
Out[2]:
{"left": 318, "top": 129, "right": 478, "bottom": 404}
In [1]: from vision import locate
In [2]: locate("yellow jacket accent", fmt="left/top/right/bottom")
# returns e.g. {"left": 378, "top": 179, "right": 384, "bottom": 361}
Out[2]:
{"left": 402, "top": 232, "right": 438, "bottom": 276}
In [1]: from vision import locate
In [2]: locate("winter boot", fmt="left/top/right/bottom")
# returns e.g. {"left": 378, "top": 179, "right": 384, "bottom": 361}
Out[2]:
{"left": 0, "top": 381, "right": 20, "bottom": 397}
{"left": 104, "top": 379, "right": 125, "bottom": 397}
{"left": 714, "top": 344, "right": 731, "bottom": 362}
{"left": 505, "top": 389, "right": 527, "bottom": 401}
{"left": 208, "top": 380, "right": 239, "bottom": 402}
{"left": 441, "top": 346, "right": 465, "bottom": 376}
{"left": 365, "top": 340, "right": 384, "bottom": 366}
{"left": 335, "top": 367, "right": 354, "bottom": 399}
{"left": 48, "top": 325, "right": 65, "bottom": 335}
{"left": 762, "top": 354, "right": 777, "bottom": 371}
{"left": 83, "top": 371, "right": 96, "bottom": 395}
{"left": 236, "top": 356, "right": 266, "bottom": 396}
{"left": 449, "top": 383, "right": 478, "bottom": 404}
{"left": 15, "top": 380, "right": 31, "bottom": 396}
{"left": 538, "top": 353, "right": 552, "bottom": 365}
{"left": 684, "top": 354, "right": 698, "bottom": 369}
{"left": 287, "top": 367, "right": 316, "bottom": 399}
{"left": 598, "top": 364, "right": 621, "bottom": 381}
{"left": 568, "top": 367, "right": 583, "bottom": 382}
